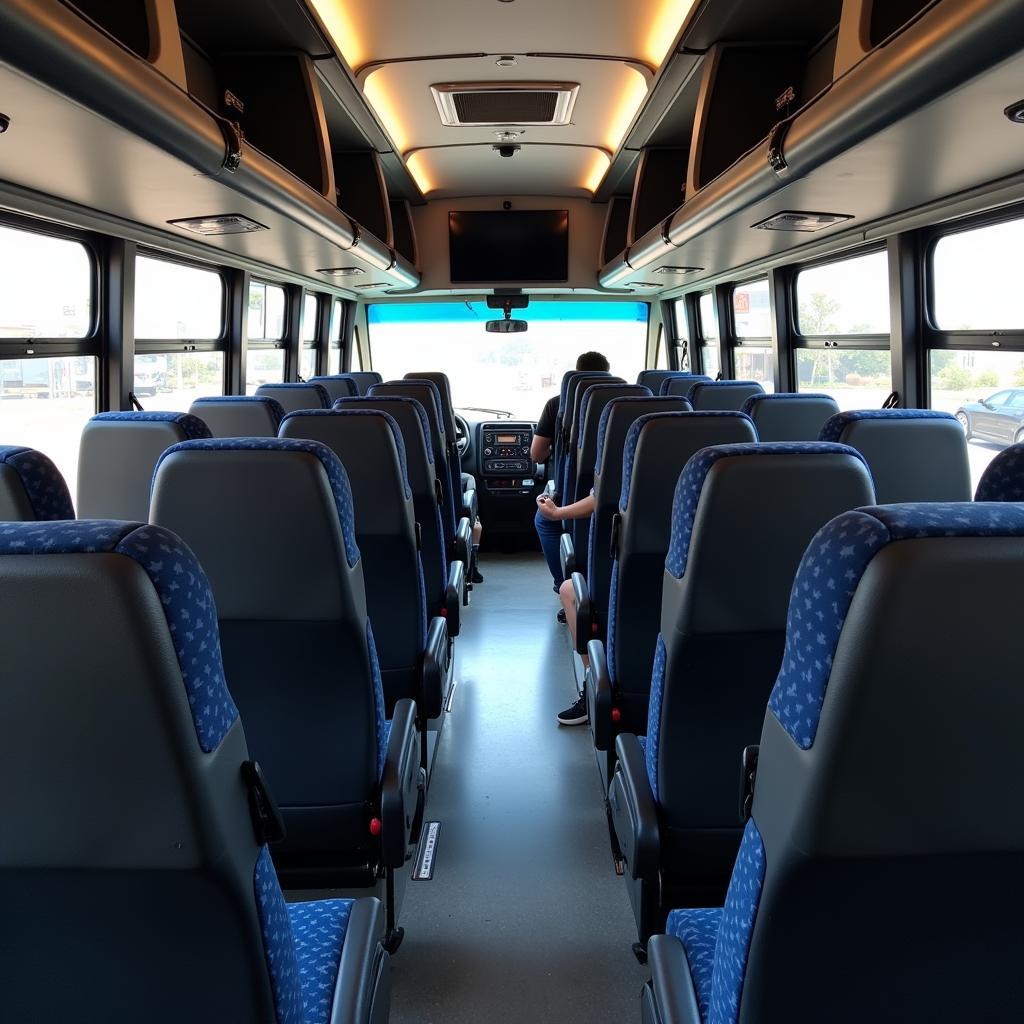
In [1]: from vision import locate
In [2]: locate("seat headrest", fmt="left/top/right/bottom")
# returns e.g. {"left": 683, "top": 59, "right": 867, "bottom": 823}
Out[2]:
{"left": 768, "top": 501, "right": 1024, "bottom": 751}
{"left": 310, "top": 375, "right": 360, "bottom": 401}
{"left": 818, "top": 408, "right": 971, "bottom": 502}
{"left": 595, "top": 396, "right": 692, "bottom": 474}
{"left": 0, "top": 519, "right": 237, "bottom": 752}
{"left": 254, "top": 382, "right": 330, "bottom": 413}
{"left": 154, "top": 437, "right": 359, "bottom": 570}
{"left": 404, "top": 372, "right": 456, "bottom": 437}
{"left": 660, "top": 375, "right": 712, "bottom": 397}
{"left": 741, "top": 393, "right": 840, "bottom": 441}
{"left": 279, "top": 408, "right": 412, "bottom": 502}
{"left": 0, "top": 446, "right": 75, "bottom": 521}
{"left": 975, "top": 442, "right": 1024, "bottom": 501}
{"left": 347, "top": 371, "right": 383, "bottom": 395}
{"left": 188, "top": 396, "right": 284, "bottom": 438}
{"left": 370, "top": 381, "right": 443, "bottom": 425}
{"left": 636, "top": 370, "right": 689, "bottom": 391}
{"left": 89, "top": 410, "right": 212, "bottom": 439}
{"left": 335, "top": 395, "right": 434, "bottom": 464}
{"left": 688, "top": 380, "right": 765, "bottom": 410}
{"left": 621, "top": 411, "right": 757, "bottom": 510}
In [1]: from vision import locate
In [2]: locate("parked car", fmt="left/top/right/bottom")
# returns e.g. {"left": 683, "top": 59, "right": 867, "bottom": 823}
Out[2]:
{"left": 956, "top": 388, "right": 1024, "bottom": 445}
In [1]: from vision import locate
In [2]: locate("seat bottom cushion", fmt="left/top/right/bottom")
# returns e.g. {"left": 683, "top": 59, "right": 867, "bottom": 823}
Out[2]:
{"left": 666, "top": 907, "right": 721, "bottom": 1023}
{"left": 288, "top": 898, "right": 354, "bottom": 1024}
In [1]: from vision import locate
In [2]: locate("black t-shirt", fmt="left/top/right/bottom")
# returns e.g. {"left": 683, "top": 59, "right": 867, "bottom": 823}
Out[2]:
{"left": 536, "top": 395, "right": 559, "bottom": 439}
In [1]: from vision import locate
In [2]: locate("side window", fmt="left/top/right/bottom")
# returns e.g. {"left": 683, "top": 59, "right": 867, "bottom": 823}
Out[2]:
{"left": 794, "top": 250, "right": 891, "bottom": 410}
{"left": 300, "top": 293, "right": 319, "bottom": 380}
{"left": 246, "top": 281, "right": 286, "bottom": 393}
{"left": 654, "top": 323, "right": 668, "bottom": 369}
{"left": 698, "top": 291, "right": 720, "bottom": 378}
{"left": 986, "top": 390, "right": 1011, "bottom": 407}
{"left": 732, "top": 279, "right": 773, "bottom": 392}
{"left": 672, "top": 297, "right": 690, "bottom": 370}
{"left": 328, "top": 299, "right": 344, "bottom": 375}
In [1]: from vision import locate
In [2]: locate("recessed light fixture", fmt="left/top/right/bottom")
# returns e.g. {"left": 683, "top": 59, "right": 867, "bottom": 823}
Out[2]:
{"left": 354, "top": 282, "right": 387, "bottom": 289}
{"left": 496, "top": 55, "right": 518, "bottom": 67}
{"left": 753, "top": 211, "right": 853, "bottom": 233}
{"left": 168, "top": 214, "right": 267, "bottom": 236}
{"left": 1004, "top": 100, "right": 1024, "bottom": 123}
{"left": 318, "top": 267, "right": 365, "bottom": 277}
{"left": 494, "top": 130, "right": 523, "bottom": 142}
{"left": 653, "top": 266, "right": 704, "bottom": 275}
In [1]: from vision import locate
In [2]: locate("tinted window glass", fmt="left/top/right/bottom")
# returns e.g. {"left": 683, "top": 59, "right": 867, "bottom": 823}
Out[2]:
{"left": 797, "top": 349, "right": 891, "bottom": 411}
{"left": 246, "top": 349, "right": 285, "bottom": 393}
{"left": 134, "top": 352, "right": 224, "bottom": 408}
{"left": 136, "top": 257, "right": 223, "bottom": 339}
{"left": 734, "top": 346, "right": 774, "bottom": 393}
{"left": 698, "top": 292, "right": 718, "bottom": 341}
{"left": 248, "top": 282, "right": 286, "bottom": 342}
{"left": 796, "top": 251, "right": 889, "bottom": 336}
{"left": 733, "top": 279, "right": 771, "bottom": 338}
{"left": 672, "top": 298, "right": 690, "bottom": 343}
{"left": 302, "top": 294, "right": 318, "bottom": 342}
{"left": 301, "top": 346, "right": 317, "bottom": 381}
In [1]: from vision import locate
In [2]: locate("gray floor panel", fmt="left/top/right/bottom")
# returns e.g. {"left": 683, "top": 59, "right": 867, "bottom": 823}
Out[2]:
{"left": 390, "top": 553, "right": 646, "bottom": 1023}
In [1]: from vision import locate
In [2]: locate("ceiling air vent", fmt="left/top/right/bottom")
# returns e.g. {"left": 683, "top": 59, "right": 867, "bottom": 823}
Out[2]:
{"left": 753, "top": 211, "right": 853, "bottom": 233}
{"left": 431, "top": 83, "right": 579, "bottom": 127}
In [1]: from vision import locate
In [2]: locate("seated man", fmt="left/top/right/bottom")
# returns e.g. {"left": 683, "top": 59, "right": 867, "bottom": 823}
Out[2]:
{"left": 531, "top": 351, "right": 610, "bottom": 594}
{"left": 536, "top": 489, "right": 595, "bottom": 726}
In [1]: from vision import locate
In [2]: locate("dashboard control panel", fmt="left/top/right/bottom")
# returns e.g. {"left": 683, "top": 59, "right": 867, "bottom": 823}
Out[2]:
{"left": 478, "top": 422, "right": 537, "bottom": 494}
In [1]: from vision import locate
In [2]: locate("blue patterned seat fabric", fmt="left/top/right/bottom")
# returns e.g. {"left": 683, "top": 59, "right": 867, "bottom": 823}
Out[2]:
{"left": 643, "top": 635, "right": 667, "bottom": 798}
{"left": 279, "top": 408, "right": 413, "bottom": 501}
{"left": 975, "top": 443, "right": 1024, "bottom": 501}
{"left": 817, "top": 407, "right": 955, "bottom": 443}
{"left": 769, "top": 501, "right": 1024, "bottom": 749}
{"left": 154, "top": 437, "right": 360, "bottom": 569}
{"left": 665, "top": 820, "right": 766, "bottom": 1024}
{"left": 90, "top": 410, "right": 212, "bottom": 440}
{"left": 190, "top": 395, "right": 286, "bottom": 430}
{"left": 254, "top": 845, "right": 354, "bottom": 1024}
{"left": 665, "top": 442, "right": 870, "bottom": 579}
{"left": 0, "top": 445, "right": 75, "bottom": 520}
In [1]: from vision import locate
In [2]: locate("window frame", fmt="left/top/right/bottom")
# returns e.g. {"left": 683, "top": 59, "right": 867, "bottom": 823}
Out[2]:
{"left": 246, "top": 278, "right": 289, "bottom": 347}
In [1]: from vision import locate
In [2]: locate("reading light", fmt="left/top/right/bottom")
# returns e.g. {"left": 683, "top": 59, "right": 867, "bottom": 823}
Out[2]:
{"left": 583, "top": 151, "right": 612, "bottom": 193}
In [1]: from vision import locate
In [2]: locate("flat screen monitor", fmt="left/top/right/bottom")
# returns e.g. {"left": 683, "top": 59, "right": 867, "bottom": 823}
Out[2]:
{"left": 448, "top": 210, "right": 569, "bottom": 283}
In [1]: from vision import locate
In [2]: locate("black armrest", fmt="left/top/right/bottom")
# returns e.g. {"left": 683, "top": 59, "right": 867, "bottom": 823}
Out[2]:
{"left": 420, "top": 614, "right": 449, "bottom": 720}
{"left": 572, "top": 572, "right": 593, "bottom": 656}
{"left": 452, "top": 515, "right": 472, "bottom": 571}
{"left": 461, "top": 486, "right": 477, "bottom": 523}
{"left": 379, "top": 698, "right": 424, "bottom": 869}
{"left": 445, "top": 559, "right": 464, "bottom": 637}
{"left": 608, "top": 733, "right": 661, "bottom": 881}
{"left": 647, "top": 935, "right": 704, "bottom": 1024}
{"left": 585, "top": 639, "right": 615, "bottom": 749}
{"left": 559, "top": 532, "right": 576, "bottom": 579}
{"left": 329, "top": 897, "right": 388, "bottom": 1024}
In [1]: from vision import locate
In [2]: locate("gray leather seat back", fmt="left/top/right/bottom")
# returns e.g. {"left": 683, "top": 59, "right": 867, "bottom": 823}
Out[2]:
{"left": 820, "top": 409, "right": 971, "bottom": 502}
{"left": 279, "top": 410, "right": 425, "bottom": 709}
{"left": 653, "top": 444, "right": 876, "bottom": 868}
{"left": 0, "top": 519, "right": 277, "bottom": 1022}
{"left": 405, "top": 370, "right": 457, "bottom": 444}
{"left": 310, "top": 374, "right": 359, "bottom": 402}
{"left": 0, "top": 445, "right": 75, "bottom": 521}
{"left": 254, "top": 382, "right": 330, "bottom": 413}
{"left": 347, "top": 371, "right": 383, "bottom": 396}
{"left": 588, "top": 397, "right": 689, "bottom": 623}
{"left": 188, "top": 396, "right": 283, "bottom": 438}
{"left": 637, "top": 370, "right": 690, "bottom": 392}
{"left": 738, "top": 503, "right": 1024, "bottom": 1022}
{"left": 336, "top": 395, "right": 448, "bottom": 603}
{"left": 661, "top": 375, "right": 712, "bottom": 397}
{"left": 77, "top": 412, "right": 211, "bottom": 520}
{"left": 689, "top": 380, "right": 765, "bottom": 410}
{"left": 611, "top": 413, "right": 758, "bottom": 718}
{"left": 742, "top": 393, "right": 839, "bottom": 441}
{"left": 150, "top": 438, "right": 382, "bottom": 856}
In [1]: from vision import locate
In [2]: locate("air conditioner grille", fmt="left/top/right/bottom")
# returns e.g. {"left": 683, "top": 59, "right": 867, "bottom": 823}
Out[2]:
{"left": 432, "top": 83, "right": 579, "bottom": 126}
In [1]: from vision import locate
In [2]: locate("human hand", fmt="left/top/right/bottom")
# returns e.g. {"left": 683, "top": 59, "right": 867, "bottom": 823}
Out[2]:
{"left": 536, "top": 494, "right": 561, "bottom": 521}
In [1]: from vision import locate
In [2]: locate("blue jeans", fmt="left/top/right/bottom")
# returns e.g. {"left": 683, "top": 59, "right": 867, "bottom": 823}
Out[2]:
{"left": 535, "top": 509, "right": 565, "bottom": 590}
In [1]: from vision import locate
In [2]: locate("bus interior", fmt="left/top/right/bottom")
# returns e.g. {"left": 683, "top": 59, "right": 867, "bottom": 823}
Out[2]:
{"left": 2, "top": 1, "right": 1024, "bottom": 1022}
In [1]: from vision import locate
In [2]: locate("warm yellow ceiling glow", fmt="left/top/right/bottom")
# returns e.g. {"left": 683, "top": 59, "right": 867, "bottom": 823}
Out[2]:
{"left": 604, "top": 68, "right": 650, "bottom": 154}
{"left": 363, "top": 68, "right": 411, "bottom": 154}
{"left": 405, "top": 152, "right": 436, "bottom": 195}
{"left": 309, "top": 0, "right": 364, "bottom": 70}
{"left": 583, "top": 151, "right": 612, "bottom": 194}
{"left": 644, "top": 0, "right": 700, "bottom": 67}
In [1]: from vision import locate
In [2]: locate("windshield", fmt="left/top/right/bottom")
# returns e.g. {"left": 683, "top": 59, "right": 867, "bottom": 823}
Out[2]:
{"left": 367, "top": 300, "right": 648, "bottom": 419}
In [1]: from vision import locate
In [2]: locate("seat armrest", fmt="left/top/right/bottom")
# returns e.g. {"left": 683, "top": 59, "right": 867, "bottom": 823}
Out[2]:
{"left": 380, "top": 699, "right": 424, "bottom": 869}
{"left": 608, "top": 733, "right": 660, "bottom": 881}
{"left": 420, "top": 615, "right": 450, "bottom": 719}
{"left": 647, "top": 935, "right": 704, "bottom": 1024}
{"left": 559, "top": 532, "right": 576, "bottom": 579}
{"left": 572, "top": 572, "right": 593, "bottom": 656}
{"left": 329, "top": 897, "right": 388, "bottom": 1024}
{"left": 585, "top": 639, "right": 614, "bottom": 749}
{"left": 452, "top": 515, "right": 472, "bottom": 570}
{"left": 445, "top": 560, "right": 464, "bottom": 637}
{"left": 460, "top": 485, "right": 477, "bottom": 523}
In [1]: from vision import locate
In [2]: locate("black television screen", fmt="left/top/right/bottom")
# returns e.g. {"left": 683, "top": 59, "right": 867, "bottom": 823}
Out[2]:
{"left": 449, "top": 210, "right": 569, "bottom": 283}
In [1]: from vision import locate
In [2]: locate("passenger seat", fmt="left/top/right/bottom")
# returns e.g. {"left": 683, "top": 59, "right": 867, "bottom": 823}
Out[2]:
{"left": 347, "top": 371, "right": 384, "bottom": 396}
{"left": 0, "top": 519, "right": 393, "bottom": 1023}
{"left": 644, "top": 502, "right": 1024, "bottom": 1023}
{"left": 819, "top": 408, "right": 971, "bottom": 501}
{"left": 975, "top": 442, "right": 1024, "bottom": 500}
{"left": 636, "top": 370, "right": 693, "bottom": 392}
{"left": 688, "top": 379, "right": 765, "bottom": 410}
{"left": 188, "top": 395, "right": 284, "bottom": 438}
{"left": 742, "top": 392, "right": 839, "bottom": 441}
{"left": 0, "top": 445, "right": 75, "bottom": 520}
{"left": 660, "top": 375, "right": 712, "bottom": 398}
{"left": 254, "top": 381, "right": 330, "bottom": 413}
{"left": 77, "top": 411, "right": 211, "bottom": 520}
{"left": 310, "top": 374, "right": 360, "bottom": 403}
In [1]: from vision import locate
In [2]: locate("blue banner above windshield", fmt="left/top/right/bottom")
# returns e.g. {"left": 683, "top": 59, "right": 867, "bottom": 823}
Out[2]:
{"left": 368, "top": 301, "right": 648, "bottom": 325}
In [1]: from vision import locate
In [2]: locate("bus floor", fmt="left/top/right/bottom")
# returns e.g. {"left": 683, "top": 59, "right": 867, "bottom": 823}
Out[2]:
{"left": 390, "top": 552, "right": 645, "bottom": 1023}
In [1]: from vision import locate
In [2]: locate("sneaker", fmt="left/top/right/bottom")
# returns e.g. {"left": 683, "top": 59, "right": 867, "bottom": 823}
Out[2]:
{"left": 557, "top": 692, "right": 588, "bottom": 726}
{"left": 471, "top": 567, "right": 485, "bottom": 584}
{"left": 556, "top": 608, "right": 567, "bottom": 624}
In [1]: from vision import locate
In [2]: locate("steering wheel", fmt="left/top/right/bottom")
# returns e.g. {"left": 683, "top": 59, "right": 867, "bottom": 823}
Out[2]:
{"left": 454, "top": 414, "right": 470, "bottom": 456}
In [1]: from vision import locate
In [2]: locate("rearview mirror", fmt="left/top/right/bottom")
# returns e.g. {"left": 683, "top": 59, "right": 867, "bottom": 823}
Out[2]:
{"left": 486, "top": 319, "right": 528, "bottom": 333}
